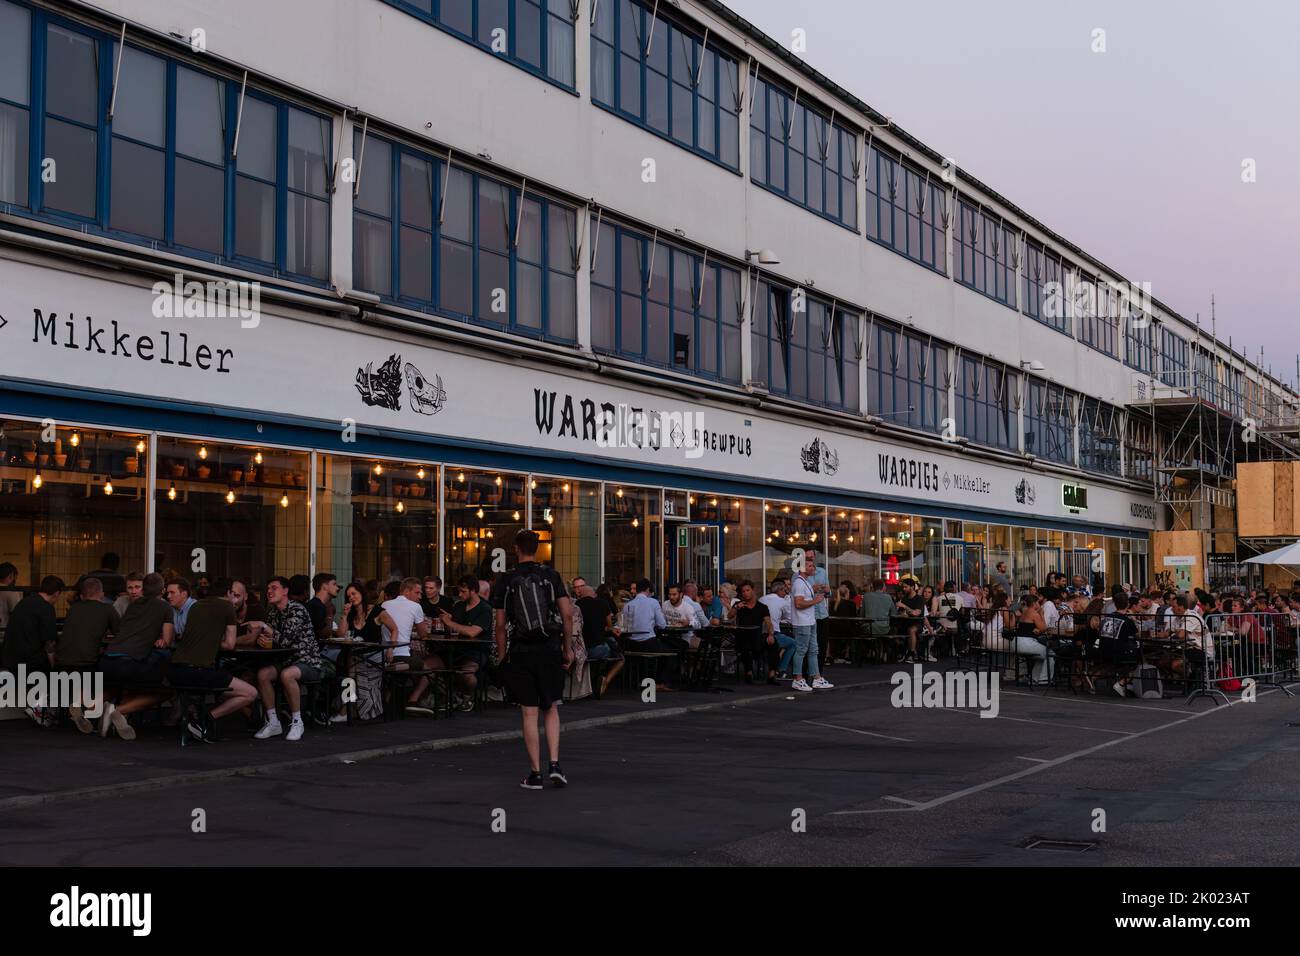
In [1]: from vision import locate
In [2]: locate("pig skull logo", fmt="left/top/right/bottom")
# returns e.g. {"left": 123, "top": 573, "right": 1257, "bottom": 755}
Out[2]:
{"left": 405, "top": 363, "right": 446, "bottom": 416}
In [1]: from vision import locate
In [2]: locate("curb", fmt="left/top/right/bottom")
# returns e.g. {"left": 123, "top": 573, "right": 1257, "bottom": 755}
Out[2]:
{"left": 0, "top": 679, "right": 891, "bottom": 810}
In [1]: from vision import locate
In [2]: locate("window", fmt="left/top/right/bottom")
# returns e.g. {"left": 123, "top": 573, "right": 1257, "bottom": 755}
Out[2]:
{"left": 351, "top": 132, "right": 578, "bottom": 342}
{"left": 865, "top": 322, "right": 948, "bottom": 431}
{"left": 1124, "top": 312, "right": 1154, "bottom": 373}
{"left": 591, "top": 0, "right": 740, "bottom": 170}
{"left": 589, "top": 220, "right": 742, "bottom": 382}
{"left": 1022, "top": 241, "right": 1070, "bottom": 335}
{"left": 1078, "top": 398, "right": 1121, "bottom": 476}
{"left": 865, "top": 147, "right": 944, "bottom": 273}
{"left": 0, "top": 0, "right": 30, "bottom": 207}
{"left": 1024, "top": 379, "right": 1074, "bottom": 465}
{"left": 1077, "top": 275, "right": 1119, "bottom": 358}
{"left": 1124, "top": 415, "right": 1154, "bottom": 483}
{"left": 749, "top": 77, "right": 858, "bottom": 228}
{"left": 5, "top": 10, "right": 331, "bottom": 281}
{"left": 750, "top": 282, "right": 859, "bottom": 410}
{"left": 956, "top": 200, "right": 1017, "bottom": 309}
{"left": 383, "top": 0, "right": 576, "bottom": 89}
{"left": 1158, "top": 325, "right": 1189, "bottom": 389}
{"left": 956, "top": 356, "right": 1018, "bottom": 452}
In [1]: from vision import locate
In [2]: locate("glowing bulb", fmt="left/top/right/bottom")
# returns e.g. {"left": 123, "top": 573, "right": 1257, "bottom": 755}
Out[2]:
{"left": 475, "top": 508, "right": 484, "bottom": 519}
{"left": 199, "top": 445, "right": 208, "bottom": 459}
{"left": 838, "top": 511, "right": 846, "bottom": 519}
{"left": 530, "top": 479, "right": 536, "bottom": 489}
{"left": 710, "top": 498, "right": 718, "bottom": 506}
{"left": 856, "top": 514, "right": 865, "bottom": 521}
{"left": 494, "top": 475, "right": 502, "bottom": 486}
{"left": 810, "top": 533, "right": 818, "bottom": 542}
{"left": 831, "top": 533, "right": 838, "bottom": 543}
{"left": 802, "top": 507, "right": 810, "bottom": 515}
{"left": 280, "top": 494, "right": 290, "bottom": 508}
{"left": 32, "top": 473, "right": 42, "bottom": 489}
{"left": 103, "top": 480, "right": 114, "bottom": 495}
{"left": 255, "top": 452, "right": 263, "bottom": 465}
{"left": 546, "top": 515, "right": 554, "bottom": 524}
{"left": 631, "top": 517, "right": 639, "bottom": 528}
{"left": 136, "top": 440, "right": 146, "bottom": 454}
{"left": 782, "top": 506, "right": 790, "bottom": 514}
{"left": 70, "top": 431, "right": 80, "bottom": 447}
{"left": 732, "top": 500, "right": 740, "bottom": 508}
{"left": 562, "top": 482, "right": 570, "bottom": 493}
{"left": 417, "top": 468, "right": 426, "bottom": 480}
{"left": 396, "top": 500, "right": 405, "bottom": 513}
{"left": 848, "top": 535, "right": 855, "bottom": 543}
{"left": 374, "top": 463, "right": 383, "bottom": 475}
{"left": 771, "top": 529, "right": 781, "bottom": 538}
{"left": 167, "top": 483, "right": 177, "bottom": 501}
{"left": 764, "top": 503, "right": 770, "bottom": 511}
{"left": 226, "top": 490, "right": 236, "bottom": 504}
{"left": 616, "top": 488, "right": 624, "bottom": 498}
{"left": 512, "top": 511, "right": 520, "bottom": 520}
{"left": 723, "top": 526, "right": 730, "bottom": 534}
{"left": 458, "top": 472, "right": 466, "bottom": 483}
{"left": 689, "top": 496, "right": 696, "bottom": 505}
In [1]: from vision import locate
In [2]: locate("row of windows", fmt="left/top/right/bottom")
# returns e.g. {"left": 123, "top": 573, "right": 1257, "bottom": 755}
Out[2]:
{"left": 751, "top": 281, "right": 861, "bottom": 410}
{"left": 956, "top": 201, "right": 1017, "bottom": 309}
{"left": 1023, "top": 243, "right": 1069, "bottom": 335}
{"left": 384, "top": 0, "right": 577, "bottom": 89}
{"left": 955, "top": 357, "right": 1018, "bottom": 453}
{"left": 865, "top": 147, "right": 945, "bottom": 273}
{"left": 1079, "top": 397, "right": 1122, "bottom": 476}
{"left": 0, "top": 2, "right": 331, "bottom": 281}
{"left": 353, "top": 131, "right": 578, "bottom": 341}
{"left": 866, "top": 326, "right": 949, "bottom": 433}
{"left": 1076, "top": 278, "right": 1119, "bottom": 358}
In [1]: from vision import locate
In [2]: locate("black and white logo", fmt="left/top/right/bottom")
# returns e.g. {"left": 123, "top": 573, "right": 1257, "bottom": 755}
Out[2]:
{"left": 356, "top": 354, "right": 447, "bottom": 415}
{"left": 404, "top": 362, "right": 446, "bottom": 416}
{"left": 1015, "top": 478, "right": 1036, "bottom": 506}
{"left": 801, "top": 437, "right": 840, "bottom": 476}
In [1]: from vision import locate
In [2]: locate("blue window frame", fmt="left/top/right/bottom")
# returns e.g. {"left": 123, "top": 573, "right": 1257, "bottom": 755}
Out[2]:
{"left": 1078, "top": 398, "right": 1121, "bottom": 476}
{"left": 1024, "top": 379, "right": 1074, "bottom": 465}
{"left": 865, "top": 147, "right": 944, "bottom": 273}
{"left": 590, "top": 220, "right": 743, "bottom": 382}
{"left": 1022, "top": 241, "right": 1070, "bottom": 335}
{"left": 383, "top": 0, "right": 576, "bottom": 90}
{"left": 865, "top": 322, "right": 948, "bottom": 431}
{"left": 749, "top": 77, "right": 858, "bottom": 229}
{"left": 1076, "top": 276, "right": 1119, "bottom": 358}
{"left": 750, "top": 281, "right": 860, "bottom": 410}
{"left": 351, "top": 131, "right": 578, "bottom": 343}
{"left": 956, "top": 199, "right": 1017, "bottom": 309}
{"left": 956, "top": 356, "right": 1018, "bottom": 452}
{"left": 1158, "top": 325, "right": 1189, "bottom": 388}
{"left": 1, "top": 3, "right": 331, "bottom": 283}
{"left": 591, "top": 0, "right": 740, "bottom": 170}
{"left": 1123, "top": 313, "right": 1154, "bottom": 374}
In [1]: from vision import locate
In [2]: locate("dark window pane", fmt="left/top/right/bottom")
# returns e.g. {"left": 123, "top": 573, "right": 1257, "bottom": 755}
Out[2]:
{"left": 46, "top": 25, "right": 97, "bottom": 125}
{"left": 646, "top": 301, "right": 669, "bottom": 364}
{"left": 478, "top": 0, "right": 508, "bottom": 48}
{"left": 477, "top": 178, "right": 510, "bottom": 252}
{"left": 619, "top": 54, "right": 640, "bottom": 115}
{"left": 620, "top": 292, "right": 641, "bottom": 353}
{"left": 518, "top": 197, "right": 542, "bottom": 263}
{"left": 174, "top": 157, "right": 224, "bottom": 253}
{"left": 477, "top": 249, "right": 510, "bottom": 323}
{"left": 354, "top": 134, "right": 390, "bottom": 216}
{"left": 591, "top": 286, "right": 615, "bottom": 349}
{"left": 592, "top": 42, "right": 615, "bottom": 104}
{"left": 646, "top": 69, "right": 668, "bottom": 133}
{"left": 517, "top": 261, "right": 543, "bottom": 330}
{"left": 110, "top": 139, "right": 163, "bottom": 238}
{"left": 287, "top": 193, "right": 329, "bottom": 279}
{"left": 399, "top": 225, "right": 432, "bottom": 300}
{"left": 0, "top": 1, "right": 30, "bottom": 106}
{"left": 43, "top": 118, "right": 96, "bottom": 217}
{"left": 353, "top": 212, "right": 391, "bottom": 295}
{"left": 288, "top": 108, "right": 329, "bottom": 196}
{"left": 547, "top": 271, "right": 576, "bottom": 340}
{"left": 176, "top": 68, "right": 226, "bottom": 163}
{"left": 442, "top": 165, "right": 472, "bottom": 241}
{"left": 517, "top": 0, "right": 542, "bottom": 68}
{"left": 235, "top": 176, "right": 275, "bottom": 261}
{"left": 619, "top": 0, "right": 640, "bottom": 56}
{"left": 236, "top": 97, "right": 276, "bottom": 181}
{"left": 438, "top": 238, "right": 471, "bottom": 314}
{"left": 671, "top": 82, "right": 693, "bottom": 145}
{"left": 672, "top": 307, "right": 692, "bottom": 368}
{"left": 0, "top": 102, "right": 29, "bottom": 206}
{"left": 548, "top": 205, "right": 576, "bottom": 274}
{"left": 440, "top": 0, "right": 472, "bottom": 35}
{"left": 547, "top": 13, "right": 575, "bottom": 86}
{"left": 112, "top": 47, "right": 165, "bottom": 146}
{"left": 399, "top": 153, "right": 433, "bottom": 229}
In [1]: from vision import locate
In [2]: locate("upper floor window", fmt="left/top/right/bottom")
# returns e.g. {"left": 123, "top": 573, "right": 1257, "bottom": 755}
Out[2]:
{"left": 1024, "top": 379, "right": 1074, "bottom": 466}
{"left": 1123, "top": 314, "right": 1154, "bottom": 374}
{"left": 384, "top": 0, "right": 576, "bottom": 89}
{"left": 1076, "top": 276, "right": 1119, "bottom": 358}
{"left": 749, "top": 78, "right": 857, "bottom": 229}
{"left": 1078, "top": 398, "right": 1122, "bottom": 476}
{"left": 352, "top": 131, "right": 577, "bottom": 342}
{"left": 0, "top": 3, "right": 331, "bottom": 282}
{"left": 865, "top": 322, "right": 948, "bottom": 432}
{"left": 1022, "top": 241, "right": 1070, "bottom": 335}
{"left": 591, "top": 0, "right": 740, "bottom": 170}
{"left": 589, "top": 220, "right": 742, "bottom": 382}
{"left": 955, "top": 355, "right": 1018, "bottom": 452}
{"left": 750, "top": 281, "right": 861, "bottom": 410}
{"left": 956, "top": 200, "right": 1017, "bottom": 309}
{"left": 1158, "top": 325, "right": 1189, "bottom": 388}
{"left": 864, "top": 147, "right": 945, "bottom": 273}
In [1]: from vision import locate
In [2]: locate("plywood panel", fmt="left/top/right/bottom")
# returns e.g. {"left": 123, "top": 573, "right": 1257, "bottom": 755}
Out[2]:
{"left": 1276, "top": 461, "right": 1295, "bottom": 537}
{"left": 1152, "top": 530, "right": 1205, "bottom": 593}
{"left": 1236, "top": 462, "right": 1276, "bottom": 537}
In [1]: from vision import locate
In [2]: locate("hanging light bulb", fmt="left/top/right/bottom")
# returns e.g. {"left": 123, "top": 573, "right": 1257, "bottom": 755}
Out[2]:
{"left": 810, "top": 532, "right": 818, "bottom": 543}
{"left": 494, "top": 475, "right": 502, "bottom": 487}
{"left": 838, "top": 511, "right": 847, "bottom": 519}
{"left": 732, "top": 500, "right": 740, "bottom": 509}
{"left": 255, "top": 452, "right": 264, "bottom": 465}
{"left": 475, "top": 508, "right": 484, "bottom": 519}
{"left": 763, "top": 503, "right": 770, "bottom": 511}
{"left": 70, "top": 431, "right": 81, "bottom": 447}
{"left": 689, "top": 495, "right": 696, "bottom": 505}
{"left": 562, "top": 482, "right": 570, "bottom": 493}
{"left": 616, "top": 488, "right": 624, "bottom": 498}
{"left": 417, "top": 468, "right": 426, "bottom": 480}
{"left": 631, "top": 517, "right": 639, "bottom": 528}
{"left": 226, "top": 490, "right": 236, "bottom": 504}
{"left": 136, "top": 440, "right": 146, "bottom": 454}
{"left": 512, "top": 511, "right": 520, "bottom": 520}
{"left": 198, "top": 445, "right": 208, "bottom": 459}
{"left": 529, "top": 479, "right": 536, "bottom": 490}
{"left": 396, "top": 500, "right": 405, "bottom": 513}
{"left": 771, "top": 529, "right": 781, "bottom": 538}
{"left": 782, "top": 505, "right": 790, "bottom": 514}
{"left": 280, "top": 494, "right": 290, "bottom": 508}
{"left": 167, "top": 483, "right": 177, "bottom": 501}
{"left": 32, "top": 473, "right": 42, "bottom": 490}
{"left": 830, "top": 533, "right": 838, "bottom": 543}
{"left": 848, "top": 535, "right": 855, "bottom": 544}
{"left": 103, "top": 480, "right": 114, "bottom": 496}
{"left": 458, "top": 472, "right": 466, "bottom": 483}
{"left": 802, "top": 507, "right": 810, "bottom": 515}
{"left": 374, "top": 463, "right": 383, "bottom": 475}
{"left": 857, "top": 514, "right": 865, "bottom": 521}
{"left": 723, "top": 526, "right": 730, "bottom": 535}
{"left": 709, "top": 498, "right": 718, "bottom": 506}
{"left": 546, "top": 514, "right": 554, "bottom": 525}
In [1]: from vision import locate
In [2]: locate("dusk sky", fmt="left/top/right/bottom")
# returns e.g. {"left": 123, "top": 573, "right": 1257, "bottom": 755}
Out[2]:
{"left": 729, "top": 0, "right": 1300, "bottom": 385}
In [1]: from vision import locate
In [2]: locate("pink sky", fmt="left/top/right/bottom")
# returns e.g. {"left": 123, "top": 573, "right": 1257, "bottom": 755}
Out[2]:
{"left": 729, "top": 0, "right": 1300, "bottom": 383}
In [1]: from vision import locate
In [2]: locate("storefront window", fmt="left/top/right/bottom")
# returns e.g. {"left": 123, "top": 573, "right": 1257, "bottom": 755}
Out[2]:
{"left": 444, "top": 468, "right": 526, "bottom": 585}
{"left": 711, "top": 495, "right": 763, "bottom": 593}
{"left": 154, "top": 438, "right": 308, "bottom": 586}
{"left": 987, "top": 524, "right": 1012, "bottom": 585}
{"left": 1012, "top": 526, "right": 1035, "bottom": 590}
{"left": 828, "top": 509, "right": 877, "bottom": 591}
{"left": 913, "top": 515, "right": 943, "bottom": 587}
{"left": 879, "top": 512, "right": 912, "bottom": 585}
{"left": 763, "top": 500, "right": 825, "bottom": 583}
{"left": 603, "top": 484, "right": 660, "bottom": 597}
{"left": 317, "top": 455, "right": 438, "bottom": 589}
{"left": 0, "top": 421, "right": 146, "bottom": 612}
{"left": 532, "top": 476, "right": 600, "bottom": 586}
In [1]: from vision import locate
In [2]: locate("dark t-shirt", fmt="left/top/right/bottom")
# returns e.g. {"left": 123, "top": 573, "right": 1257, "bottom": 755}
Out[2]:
{"left": 171, "top": 597, "right": 236, "bottom": 667}
{"left": 421, "top": 594, "right": 455, "bottom": 618}
{"left": 733, "top": 601, "right": 771, "bottom": 633}
{"left": 106, "top": 597, "right": 173, "bottom": 661}
{"left": 2, "top": 593, "right": 57, "bottom": 671}
{"left": 452, "top": 597, "right": 493, "bottom": 642}
{"left": 305, "top": 597, "right": 331, "bottom": 637}
{"left": 490, "top": 562, "right": 567, "bottom": 644}
{"left": 901, "top": 594, "right": 926, "bottom": 615}
{"left": 576, "top": 595, "right": 612, "bottom": 648}
{"left": 1097, "top": 613, "right": 1138, "bottom": 656}
{"left": 56, "top": 600, "right": 120, "bottom": 668}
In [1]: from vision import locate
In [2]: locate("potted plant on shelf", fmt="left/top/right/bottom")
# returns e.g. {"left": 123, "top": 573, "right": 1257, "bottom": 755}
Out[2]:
{"left": 226, "top": 467, "right": 240, "bottom": 482}
{"left": 170, "top": 462, "right": 186, "bottom": 478}
{"left": 22, "top": 442, "right": 37, "bottom": 464}
{"left": 79, "top": 455, "right": 94, "bottom": 471}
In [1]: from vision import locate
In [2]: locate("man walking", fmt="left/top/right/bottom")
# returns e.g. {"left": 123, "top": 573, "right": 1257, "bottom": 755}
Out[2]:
{"left": 492, "top": 530, "right": 575, "bottom": 790}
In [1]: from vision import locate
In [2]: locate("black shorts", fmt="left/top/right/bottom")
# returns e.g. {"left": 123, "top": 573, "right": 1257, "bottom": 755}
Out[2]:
{"left": 167, "top": 662, "right": 234, "bottom": 691}
{"left": 99, "top": 655, "right": 166, "bottom": 686}
{"left": 503, "top": 640, "right": 565, "bottom": 708}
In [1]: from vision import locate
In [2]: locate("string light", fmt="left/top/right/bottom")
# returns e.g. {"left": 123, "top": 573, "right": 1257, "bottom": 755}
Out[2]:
{"left": 723, "top": 526, "right": 729, "bottom": 534}
{"left": 615, "top": 488, "right": 624, "bottom": 498}
{"left": 70, "top": 431, "right": 80, "bottom": 447}
{"left": 802, "top": 507, "right": 810, "bottom": 515}
{"left": 529, "top": 479, "right": 536, "bottom": 489}
{"left": 32, "top": 473, "right": 42, "bottom": 490}
{"left": 494, "top": 475, "right": 502, "bottom": 486}
{"left": 136, "top": 440, "right": 146, "bottom": 454}
{"left": 458, "top": 472, "right": 466, "bottom": 483}
{"left": 396, "top": 500, "right": 405, "bottom": 513}
{"left": 732, "top": 500, "right": 740, "bottom": 509}
{"left": 198, "top": 445, "right": 208, "bottom": 459}
{"left": 374, "top": 463, "right": 383, "bottom": 475}
{"left": 255, "top": 452, "right": 263, "bottom": 465}
{"left": 763, "top": 503, "right": 770, "bottom": 511}
{"left": 417, "top": 468, "right": 426, "bottom": 480}
{"left": 167, "top": 483, "right": 177, "bottom": 501}
{"left": 226, "top": 490, "right": 236, "bottom": 504}
{"left": 782, "top": 506, "right": 790, "bottom": 514}
{"left": 103, "top": 480, "right": 114, "bottom": 496}
{"left": 838, "top": 511, "right": 846, "bottom": 519}
{"left": 709, "top": 498, "right": 718, "bottom": 506}
{"left": 689, "top": 496, "right": 696, "bottom": 505}
{"left": 631, "top": 517, "right": 639, "bottom": 528}
{"left": 280, "top": 494, "right": 290, "bottom": 508}
{"left": 512, "top": 511, "right": 520, "bottom": 520}
{"left": 562, "top": 482, "right": 570, "bottom": 493}
{"left": 475, "top": 508, "right": 484, "bottom": 519}
{"left": 848, "top": 535, "right": 855, "bottom": 544}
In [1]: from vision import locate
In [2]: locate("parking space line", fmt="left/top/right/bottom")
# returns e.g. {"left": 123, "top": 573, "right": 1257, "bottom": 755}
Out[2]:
{"left": 1017, "top": 756, "right": 1048, "bottom": 763}
{"left": 999, "top": 690, "right": 1195, "bottom": 715}
{"left": 939, "top": 708, "right": 1133, "bottom": 735}
{"left": 883, "top": 796, "right": 923, "bottom": 806}
{"left": 803, "top": 720, "right": 913, "bottom": 743}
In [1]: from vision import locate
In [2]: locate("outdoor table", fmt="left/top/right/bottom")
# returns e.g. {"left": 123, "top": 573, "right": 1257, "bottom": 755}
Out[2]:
{"left": 220, "top": 646, "right": 293, "bottom": 668}
{"left": 828, "top": 616, "right": 884, "bottom": 666}
{"left": 681, "top": 626, "right": 727, "bottom": 692}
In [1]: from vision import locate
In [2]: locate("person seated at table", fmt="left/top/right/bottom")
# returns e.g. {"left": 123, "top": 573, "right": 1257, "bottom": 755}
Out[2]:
{"left": 98, "top": 572, "right": 175, "bottom": 740}
{"left": 112, "top": 571, "right": 145, "bottom": 619}
{"left": 733, "top": 580, "right": 784, "bottom": 685}
{"left": 231, "top": 577, "right": 266, "bottom": 646}
{"left": 246, "top": 576, "right": 322, "bottom": 741}
{"left": 574, "top": 582, "right": 623, "bottom": 696}
{"left": 419, "top": 574, "right": 494, "bottom": 712}
{"left": 53, "top": 577, "right": 120, "bottom": 733}
{"left": 860, "top": 579, "right": 895, "bottom": 642}
{"left": 895, "top": 579, "right": 930, "bottom": 663}
{"left": 823, "top": 584, "right": 858, "bottom": 665}
{"left": 166, "top": 577, "right": 258, "bottom": 742}
{"left": 619, "top": 578, "right": 676, "bottom": 692}
{"left": 1012, "top": 593, "right": 1054, "bottom": 685}
{"left": 661, "top": 582, "right": 707, "bottom": 649}
{"left": 1096, "top": 595, "right": 1142, "bottom": 696}
{"left": 759, "top": 578, "right": 797, "bottom": 679}
{"left": 699, "top": 584, "right": 726, "bottom": 625}
{"left": 1158, "top": 594, "right": 1212, "bottom": 679}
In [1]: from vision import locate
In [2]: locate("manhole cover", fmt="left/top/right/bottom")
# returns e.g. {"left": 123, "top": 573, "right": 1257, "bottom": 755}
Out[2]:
{"left": 1023, "top": 839, "right": 1096, "bottom": 853}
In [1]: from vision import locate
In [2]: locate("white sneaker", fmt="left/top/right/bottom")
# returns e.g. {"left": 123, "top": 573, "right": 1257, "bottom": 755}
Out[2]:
{"left": 791, "top": 678, "right": 813, "bottom": 693}
{"left": 811, "top": 677, "right": 835, "bottom": 690}
{"left": 1112, "top": 681, "right": 1127, "bottom": 698}
{"left": 255, "top": 718, "right": 283, "bottom": 739}
{"left": 68, "top": 705, "right": 94, "bottom": 734}
{"left": 329, "top": 712, "right": 349, "bottom": 724}
{"left": 285, "top": 720, "right": 305, "bottom": 742}
{"left": 924, "top": 654, "right": 939, "bottom": 663}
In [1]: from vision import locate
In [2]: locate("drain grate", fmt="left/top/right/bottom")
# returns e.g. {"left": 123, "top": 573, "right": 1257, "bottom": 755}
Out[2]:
{"left": 1023, "top": 839, "right": 1097, "bottom": 853}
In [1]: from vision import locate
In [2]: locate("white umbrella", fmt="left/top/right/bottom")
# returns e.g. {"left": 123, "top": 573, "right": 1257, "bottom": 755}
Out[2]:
{"left": 1243, "top": 542, "right": 1300, "bottom": 565}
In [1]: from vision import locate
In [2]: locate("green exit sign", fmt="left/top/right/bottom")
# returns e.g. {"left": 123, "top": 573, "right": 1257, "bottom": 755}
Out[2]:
{"left": 678, "top": 527, "right": 688, "bottom": 548}
{"left": 1062, "top": 483, "right": 1089, "bottom": 513}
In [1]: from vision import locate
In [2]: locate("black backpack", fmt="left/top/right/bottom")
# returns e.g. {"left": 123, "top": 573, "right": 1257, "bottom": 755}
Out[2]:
{"left": 506, "top": 566, "right": 559, "bottom": 644}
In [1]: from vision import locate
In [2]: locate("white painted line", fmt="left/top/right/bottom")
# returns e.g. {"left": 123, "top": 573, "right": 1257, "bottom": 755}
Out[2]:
{"left": 1000, "top": 690, "right": 1193, "bottom": 715}
{"left": 802, "top": 719, "right": 913, "bottom": 743}
{"left": 832, "top": 689, "right": 1280, "bottom": 816}
{"left": 938, "top": 708, "right": 1132, "bottom": 736}
{"left": 1017, "top": 756, "right": 1048, "bottom": 763}
{"left": 883, "top": 796, "right": 923, "bottom": 806}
